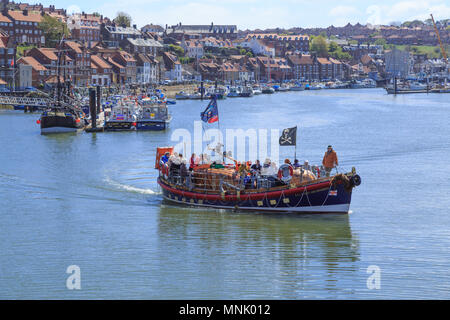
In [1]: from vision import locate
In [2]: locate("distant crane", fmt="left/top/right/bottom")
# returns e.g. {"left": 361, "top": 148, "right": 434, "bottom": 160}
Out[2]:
{"left": 430, "top": 14, "right": 448, "bottom": 64}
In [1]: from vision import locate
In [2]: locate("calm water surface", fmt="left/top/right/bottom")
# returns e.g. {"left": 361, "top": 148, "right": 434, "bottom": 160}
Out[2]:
{"left": 0, "top": 88, "right": 449, "bottom": 299}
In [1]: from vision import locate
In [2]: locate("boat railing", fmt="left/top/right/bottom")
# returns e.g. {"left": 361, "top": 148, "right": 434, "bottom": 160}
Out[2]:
{"left": 158, "top": 164, "right": 333, "bottom": 194}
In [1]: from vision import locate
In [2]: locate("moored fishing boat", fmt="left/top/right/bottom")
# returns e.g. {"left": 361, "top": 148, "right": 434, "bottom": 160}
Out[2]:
{"left": 104, "top": 101, "right": 137, "bottom": 131}
{"left": 175, "top": 91, "right": 190, "bottom": 100}
{"left": 252, "top": 85, "right": 262, "bottom": 95}
{"left": 136, "top": 100, "right": 172, "bottom": 131}
{"left": 39, "top": 108, "right": 85, "bottom": 134}
{"left": 227, "top": 86, "right": 241, "bottom": 97}
{"left": 261, "top": 86, "right": 275, "bottom": 94}
{"left": 239, "top": 85, "right": 254, "bottom": 97}
{"left": 290, "top": 83, "right": 305, "bottom": 91}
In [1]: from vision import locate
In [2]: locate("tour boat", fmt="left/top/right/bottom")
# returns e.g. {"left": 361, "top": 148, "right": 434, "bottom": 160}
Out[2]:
{"left": 155, "top": 147, "right": 361, "bottom": 214}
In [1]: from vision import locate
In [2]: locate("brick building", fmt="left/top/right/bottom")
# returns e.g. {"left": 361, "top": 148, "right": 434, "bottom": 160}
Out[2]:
{"left": 6, "top": 9, "right": 44, "bottom": 45}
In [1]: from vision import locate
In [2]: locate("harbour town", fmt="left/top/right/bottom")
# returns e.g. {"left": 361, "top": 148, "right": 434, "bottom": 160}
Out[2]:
{"left": 1, "top": 0, "right": 450, "bottom": 301}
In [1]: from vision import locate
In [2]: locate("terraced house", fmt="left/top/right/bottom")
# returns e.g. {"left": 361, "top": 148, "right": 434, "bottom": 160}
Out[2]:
{"left": 257, "top": 56, "right": 292, "bottom": 81}
{"left": 6, "top": 9, "right": 44, "bottom": 45}
{"left": 244, "top": 33, "right": 310, "bottom": 56}
{"left": 180, "top": 38, "right": 204, "bottom": 59}
{"left": 0, "top": 30, "right": 14, "bottom": 85}
{"left": 111, "top": 50, "right": 137, "bottom": 83}
{"left": 67, "top": 12, "right": 103, "bottom": 47}
{"left": 63, "top": 41, "right": 91, "bottom": 86}
{"left": 90, "top": 54, "right": 112, "bottom": 86}
{"left": 166, "top": 22, "right": 238, "bottom": 40}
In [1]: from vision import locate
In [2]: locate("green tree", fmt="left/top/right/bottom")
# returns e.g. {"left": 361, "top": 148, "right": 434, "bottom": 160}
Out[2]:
{"left": 374, "top": 38, "right": 386, "bottom": 46}
{"left": 310, "top": 35, "right": 328, "bottom": 57}
{"left": 168, "top": 44, "right": 184, "bottom": 57}
{"left": 114, "top": 12, "right": 132, "bottom": 27}
{"left": 38, "top": 14, "right": 70, "bottom": 47}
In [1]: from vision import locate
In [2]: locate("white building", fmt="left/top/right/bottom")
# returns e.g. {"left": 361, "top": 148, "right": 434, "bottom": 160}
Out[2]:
{"left": 238, "top": 38, "right": 275, "bottom": 57}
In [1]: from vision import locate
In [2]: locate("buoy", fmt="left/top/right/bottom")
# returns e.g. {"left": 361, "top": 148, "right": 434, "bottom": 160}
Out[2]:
{"left": 36, "top": 119, "right": 40, "bottom": 124}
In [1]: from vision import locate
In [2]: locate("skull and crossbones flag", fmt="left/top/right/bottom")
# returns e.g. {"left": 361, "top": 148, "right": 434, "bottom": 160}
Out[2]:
{"left": 279, "top": 126, "right": 297, "bottom": 146}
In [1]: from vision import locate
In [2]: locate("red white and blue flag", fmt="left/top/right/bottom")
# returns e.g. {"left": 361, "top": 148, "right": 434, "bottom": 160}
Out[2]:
{"left": 201, "top": 97, "right": 219, "bottom": 124}
{"left": 328, "top": 190, "right": 337, "bottom": 196}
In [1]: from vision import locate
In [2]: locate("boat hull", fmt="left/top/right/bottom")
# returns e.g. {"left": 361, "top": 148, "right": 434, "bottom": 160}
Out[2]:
{"left": 41, "top": 126, "right": 82, "bottom": 134}
{"left": 104, "top": 121, "right": 135, "bottom": 131}
{"left": 40, "top": 114, "right": 84, "bottom": 134}
{"left": 158, "top": 178, "right": 352, "bottom": 214}
{"left": 136, "top": 120, "right": 167, "bottom": 131}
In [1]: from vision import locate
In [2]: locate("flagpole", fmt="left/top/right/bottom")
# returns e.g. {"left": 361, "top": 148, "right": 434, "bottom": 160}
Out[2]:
{"left": 294, "top": 125, "right": 297, "bottom": 161}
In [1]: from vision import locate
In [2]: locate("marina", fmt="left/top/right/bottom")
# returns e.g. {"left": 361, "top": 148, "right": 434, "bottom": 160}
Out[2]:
{"left": 0, "top": 0, "right": 448, "bottom": 303}
{"left": 1, "top": 88, "right": 449, "bottom": 299}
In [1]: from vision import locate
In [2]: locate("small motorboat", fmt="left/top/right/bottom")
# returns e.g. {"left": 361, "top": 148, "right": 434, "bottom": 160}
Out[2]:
{"left": 175, "top": 91, "right": 190, "bottom": 100}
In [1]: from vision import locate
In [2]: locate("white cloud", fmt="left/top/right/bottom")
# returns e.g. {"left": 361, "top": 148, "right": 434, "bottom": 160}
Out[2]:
{"left": 365, "top": 0, "right": 450, "bottom": 25}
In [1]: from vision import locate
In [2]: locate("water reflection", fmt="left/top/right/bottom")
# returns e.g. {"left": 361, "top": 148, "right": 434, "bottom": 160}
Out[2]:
{"left": 156, "top": 206, "right": 360, "bottom": 298}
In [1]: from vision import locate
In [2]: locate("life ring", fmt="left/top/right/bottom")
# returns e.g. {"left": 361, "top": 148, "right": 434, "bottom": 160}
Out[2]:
{"left": 277, "top": 164, "right": 294, "bottom": 183}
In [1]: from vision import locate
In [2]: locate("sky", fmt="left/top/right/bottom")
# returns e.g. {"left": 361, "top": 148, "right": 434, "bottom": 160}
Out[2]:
{"left": 37, "top": 0, "right": 450, "bottom": 29}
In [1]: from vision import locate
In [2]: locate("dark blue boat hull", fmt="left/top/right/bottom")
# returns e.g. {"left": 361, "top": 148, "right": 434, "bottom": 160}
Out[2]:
{"left": 158, "top": 178, "right": 353, "bottom": 213}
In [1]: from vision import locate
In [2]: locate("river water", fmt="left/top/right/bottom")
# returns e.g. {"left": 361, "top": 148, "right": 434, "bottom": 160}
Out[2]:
{"left": 0, "top": 88, "right": 449, "bottom": 299}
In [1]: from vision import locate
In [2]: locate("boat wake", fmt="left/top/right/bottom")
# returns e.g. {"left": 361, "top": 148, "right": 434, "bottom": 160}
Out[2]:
{"left": 104, "top": 176, "right": 160, "bottom": 195}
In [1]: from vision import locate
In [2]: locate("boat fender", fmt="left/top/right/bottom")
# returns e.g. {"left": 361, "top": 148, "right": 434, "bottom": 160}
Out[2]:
{"left": 277, "top": 164, "right": 294, "bottom": 183}
{"left": 351, "top": 174, "right": 361, "bottom": 186}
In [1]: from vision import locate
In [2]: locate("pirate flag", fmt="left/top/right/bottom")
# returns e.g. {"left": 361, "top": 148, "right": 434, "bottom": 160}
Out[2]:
{"left": 279, "top": 126, "right": 297, "bottom": 146}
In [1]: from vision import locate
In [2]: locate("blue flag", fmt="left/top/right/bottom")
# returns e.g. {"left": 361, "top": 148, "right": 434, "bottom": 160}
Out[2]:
{"left": 201, "top": 96, "right": 219, "bottom": 124}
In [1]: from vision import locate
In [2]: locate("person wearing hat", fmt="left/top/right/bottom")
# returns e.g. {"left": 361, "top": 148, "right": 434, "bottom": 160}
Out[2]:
{"left": 161, "top": 152, "right": 170, "bottom": 165}
{"left": 322, "top": 145, "right": 338, "bottom": 177}
{"left": 261, "top": 158, "right": 272, "bottom": 175}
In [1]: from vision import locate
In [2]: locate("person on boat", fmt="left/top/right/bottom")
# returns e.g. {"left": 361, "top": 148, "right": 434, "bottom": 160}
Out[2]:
{"left": 261, "top": 158, "right": 272, "bottom": 176}
{"left": 237, "top": 163, "right": 248, "bottom": 187}
{"left": 251, "top": 160, "right": 262, "bottom": 173}
{"left": 303, "top": 160, "right": 311, "bottom": 171}
{"left": 270, "top": 161, "right": 278, "bottom": 175}
{"left": 293, "top": 159, "right": 301, "bottom": 168}
{"left": 189, "top": 153, "right": 199, "bottom": 171}
{"left": 180, "top": 159, "right": 188, "bottom": 184}
{"left": 322, "top": 145, "right": 338, "bottom": 177}
{"left": 160, "top": 152, "right": 170, "bottom": 165}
